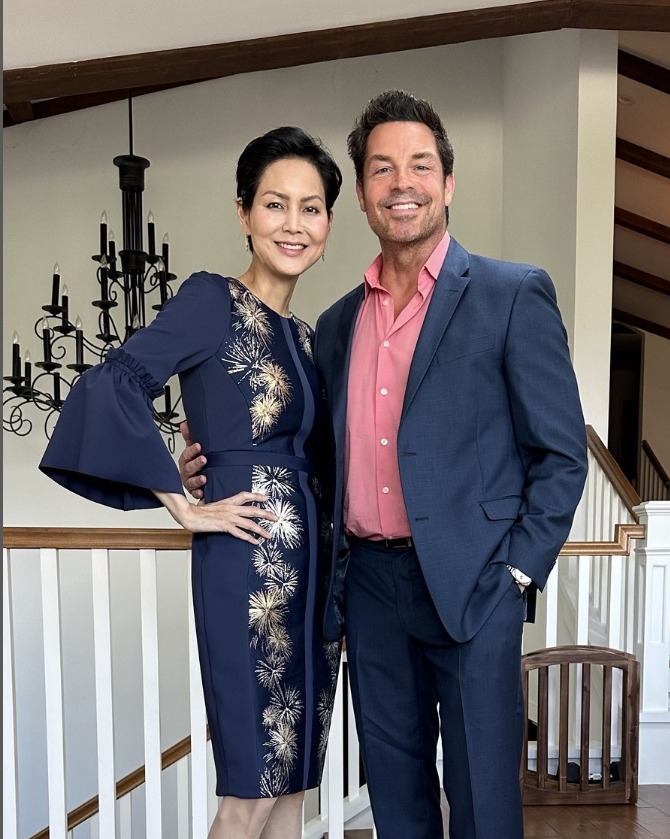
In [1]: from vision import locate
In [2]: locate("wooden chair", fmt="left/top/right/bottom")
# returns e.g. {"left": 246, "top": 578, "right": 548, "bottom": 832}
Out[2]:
{"left": 520, "top": 645, "right": 639, "bottom": 805}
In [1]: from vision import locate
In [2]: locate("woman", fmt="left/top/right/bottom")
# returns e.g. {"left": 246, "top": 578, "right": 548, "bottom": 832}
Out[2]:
{"left": 40, "top": 127, "right": 343, "bottom": 839}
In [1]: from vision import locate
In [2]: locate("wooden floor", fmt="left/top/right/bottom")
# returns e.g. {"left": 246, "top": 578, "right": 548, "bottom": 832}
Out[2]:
{"left": 344, "top": 785, "right": 670, "bottom": 839}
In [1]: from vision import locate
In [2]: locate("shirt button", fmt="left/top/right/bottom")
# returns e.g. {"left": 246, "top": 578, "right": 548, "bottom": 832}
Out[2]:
{"left": 380, "top": 388, "right": 388, "bottom": 396}
{"left": 382, "top": 299, "right": 389, "bottom": 306}
{"left": 380, "top": 438, "right": 388, "bottom": 446}
{"left": 383, "top": 340, "right": 390, "bottom": 348}
{"left": 382, "top": 486, "right": 390, "bottom": 494}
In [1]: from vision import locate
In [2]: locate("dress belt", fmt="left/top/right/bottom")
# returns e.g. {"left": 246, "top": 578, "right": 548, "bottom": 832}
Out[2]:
{"left": 204, "top": 450, "right": 312, "bottom": 474}
{"left": 348, "top": 534, "right": 415, "bottom": 550}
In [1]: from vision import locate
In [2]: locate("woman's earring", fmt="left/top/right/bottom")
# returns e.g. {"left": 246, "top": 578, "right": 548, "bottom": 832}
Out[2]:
{"left": 321, "top": 251, "right": 326, "bottom": 262}
{"left": 245, "top": 236, "right": 251, "bottom": 252}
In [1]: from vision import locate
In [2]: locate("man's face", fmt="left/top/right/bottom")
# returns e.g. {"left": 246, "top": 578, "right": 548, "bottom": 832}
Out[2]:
{"left": 356, "top": 121, "right": 454, "bottom": 248}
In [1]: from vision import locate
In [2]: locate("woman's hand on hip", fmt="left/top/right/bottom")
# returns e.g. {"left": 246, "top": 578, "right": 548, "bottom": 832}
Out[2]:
{"left": 154, "top": 489, "right": 278, "bottom": 544}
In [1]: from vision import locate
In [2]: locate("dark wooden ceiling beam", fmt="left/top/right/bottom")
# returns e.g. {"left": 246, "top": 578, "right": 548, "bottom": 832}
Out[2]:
{"left": 4, "top": 0, "right": 670, "bottom": 109}
{"left": 616, "top": 139, "right": 670, "bottom": 179}
{"left": 618, "top": 49, "right": 670, "bottom": 95}
{"left": 5, "top": 101, "right": 34, "bottom": 123}
{"left": 614, "top": 260, "right": 670, "bottom": 295}
{"left": 3, "top": 79, "right": 214, "bottom": 128}
{"left": 614, "top": 207, "right": 670, "bottom": 245}
{"left": 612, "top": 308, "right": 670, "bottom": 339}
{"left": 2, "top": 2, "right": 568, "bottom": 103}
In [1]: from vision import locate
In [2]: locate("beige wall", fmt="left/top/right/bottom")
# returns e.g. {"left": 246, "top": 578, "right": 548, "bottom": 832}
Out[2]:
{"left": 502, "top": 28, "right": 619, "bottom": 439}
{"left": 3, "top": 39, "right": 508, "bottom": 529}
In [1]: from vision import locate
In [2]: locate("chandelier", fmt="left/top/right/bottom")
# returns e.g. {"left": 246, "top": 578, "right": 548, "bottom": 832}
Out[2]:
{"left": 3, "top": 100, "right": 183, "bottom": 448}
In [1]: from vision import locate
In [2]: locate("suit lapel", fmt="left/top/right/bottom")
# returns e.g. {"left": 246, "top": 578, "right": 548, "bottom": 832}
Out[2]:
{"left": 402, "top": 239, "right": 470, "bottom": 418}
{"left": 331, "top": 286, "right": 365, "bottom": 449}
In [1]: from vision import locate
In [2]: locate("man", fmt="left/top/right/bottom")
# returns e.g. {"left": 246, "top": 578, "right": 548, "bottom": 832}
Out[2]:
{"left": 181, "top": 90, "right": 588, "bottom": 839}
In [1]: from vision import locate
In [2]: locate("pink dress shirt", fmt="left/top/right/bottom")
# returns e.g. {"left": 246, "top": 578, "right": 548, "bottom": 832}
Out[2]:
{"left": 344, "top": 232, "right": 451, "bottom": 539}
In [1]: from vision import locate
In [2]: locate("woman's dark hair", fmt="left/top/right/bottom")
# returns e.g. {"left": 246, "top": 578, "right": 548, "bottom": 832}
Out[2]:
{"left": 347, "top": 90, "right": 454, "bottom": 184}
{"left": 236, "top": 126, "right": 342, "bottom": 215}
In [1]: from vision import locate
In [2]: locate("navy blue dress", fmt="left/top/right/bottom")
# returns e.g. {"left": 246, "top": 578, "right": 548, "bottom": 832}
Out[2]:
{"left": 40, "top": 272, "right": 340, "bottom": 798}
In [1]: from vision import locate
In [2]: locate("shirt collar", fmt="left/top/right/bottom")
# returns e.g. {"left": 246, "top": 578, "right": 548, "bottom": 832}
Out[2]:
{"left": 363, "top": 230, "right": 451, "bottom": 298}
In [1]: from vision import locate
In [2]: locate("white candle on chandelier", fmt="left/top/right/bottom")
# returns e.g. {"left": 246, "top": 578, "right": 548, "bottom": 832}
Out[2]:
{"left": 24, "top": 351, "right": 32, "bottom": 388}
{"left": 108, "top": 230, "right": 117, "bottom": 264}
{"left": 100, "top": 210, "right": 108, "bottom": 257}
{"left": 51, "top": 263, "right": 61, "bottom": 307}
{"left": 12, "top": 332, "right": 21, "bottom": 377}
{"left": 148, "top": 211, "right": 156, "bottom": 256}
{"left": 61, "top": 284, "right": 69, "bottom": 327}
{"left": 75, "top": 317, "right": 84, "bottom": 365}
{"left": 41, "top": 318, "right": 52, "bottom": 363}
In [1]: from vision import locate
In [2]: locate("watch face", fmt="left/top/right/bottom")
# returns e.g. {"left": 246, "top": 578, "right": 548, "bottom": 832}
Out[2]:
{"left": 508, "top": 565, "right": 531, "bottom": 586}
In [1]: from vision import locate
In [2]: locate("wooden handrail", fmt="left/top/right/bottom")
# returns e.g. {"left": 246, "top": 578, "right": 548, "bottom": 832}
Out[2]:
{"left": 2, "top": 527, "right": 191, "bottom": 550}
{"left": 585, "top": 425, "right": 642, "bottom": 516}
{"left": 3, "top": 522, "right": 646, "bottom": 559}
{"left": 559, "top": 523, "right": 645, "bottom": 556}
{"left": 642, "top": 440, "right": 670, "bottom": 490}
{"left": 28, "top": 730, "right": 211, "bottom": 839}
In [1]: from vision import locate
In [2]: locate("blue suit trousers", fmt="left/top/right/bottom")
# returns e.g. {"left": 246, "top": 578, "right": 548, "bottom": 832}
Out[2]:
{"left": 345, "top": 539, "right": 526, "bottom": 839}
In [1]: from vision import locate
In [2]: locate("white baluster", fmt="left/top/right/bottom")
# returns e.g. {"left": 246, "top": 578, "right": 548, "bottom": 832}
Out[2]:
{"left": 595, "top": 467, "right": 605, "bottom": 540}
{"left": 188, "top": 571, "right": 208, "bottom": 838}
{"left": 3, "top": 550, "right": 18, "bottom": 839}
{"left": 40, "top": 547, "right": 67, "bottom": 839}
{"left": 325, "top": 658, "right": 345, "bottom": 838}
{"left": 139, "top": 549, "right": 162, "bottom": 838}
{"left": 118, "top": 793, "right": 132, "bottom": 839}
{"left": 320, "top": 738, "right": 329, "bottom": 825}
{"left": 544, "top": 567, "right": 559, "bottom": 648}
{"left": 207, "top": 745, "right": 218, "bottom": 824}
{"left": 625, "top": 547, "right": 636, "bottom": 653}
{"left": 607, "top": 554, "right": 623, "bottom": 650}
{"left": 91, "top": 549, "right": 116, "bottom": 839}
{"left": 576, "top": 555, "right": 590, "bottom": 645}
{"left": 346, "top": 657, "right": 360, "bottom": 801}
{"left": 177, "top": 758, "right": 189, "bottom": 839}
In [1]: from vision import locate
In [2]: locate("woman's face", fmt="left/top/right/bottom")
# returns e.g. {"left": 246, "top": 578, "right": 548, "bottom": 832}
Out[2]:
{"left": 238, "top": 157, "right": 332, "bottom": 281}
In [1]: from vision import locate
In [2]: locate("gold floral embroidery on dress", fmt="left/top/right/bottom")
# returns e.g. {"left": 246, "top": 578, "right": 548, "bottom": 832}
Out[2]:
{"left": 222, "top": 280, "right": 293, "bottom": 440}
{"left": 250, "top": 463, "right": 305, "bottom": 796}
{"left": 293, "top": 316, "right": 314, "bottom": 361}
{"left": 232, "top": 293, "right": 272, "bottom": 344}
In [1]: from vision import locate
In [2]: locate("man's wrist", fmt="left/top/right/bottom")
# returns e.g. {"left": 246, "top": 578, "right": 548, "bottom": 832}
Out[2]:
{"left": 507, "top": 565, "right": 532, "bottom": 587}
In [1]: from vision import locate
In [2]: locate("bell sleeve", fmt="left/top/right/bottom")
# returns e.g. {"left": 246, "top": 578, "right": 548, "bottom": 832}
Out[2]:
{"left": 39, "top": 271, "right": 231, "bottom": 510}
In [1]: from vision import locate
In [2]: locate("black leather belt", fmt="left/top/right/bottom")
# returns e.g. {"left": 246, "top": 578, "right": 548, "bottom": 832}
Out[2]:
{"left": 349, "top": 535, "right": 414, "bottom": 550}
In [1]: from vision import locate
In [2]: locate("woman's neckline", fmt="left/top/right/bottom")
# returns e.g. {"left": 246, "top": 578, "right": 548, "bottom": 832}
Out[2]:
{"left": 230, "top": 277, "right": 294, "bottom": 321}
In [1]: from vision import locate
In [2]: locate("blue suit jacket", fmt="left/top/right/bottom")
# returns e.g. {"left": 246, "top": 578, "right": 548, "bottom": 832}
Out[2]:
{"left": 314, "top": 238, "right": 588, "bottom": 643}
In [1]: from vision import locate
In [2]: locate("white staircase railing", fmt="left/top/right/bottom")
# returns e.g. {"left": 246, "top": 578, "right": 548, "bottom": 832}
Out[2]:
{"left": 4, "top": 429, "right": 670, "bottom": 838}
{"left": 639, "top": 440, "right": 670, "bottom": 502}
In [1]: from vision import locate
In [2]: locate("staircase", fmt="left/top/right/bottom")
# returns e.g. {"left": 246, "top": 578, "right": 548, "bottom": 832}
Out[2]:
{"left": 3, "top": 427, "right": 670, "bottom": 839}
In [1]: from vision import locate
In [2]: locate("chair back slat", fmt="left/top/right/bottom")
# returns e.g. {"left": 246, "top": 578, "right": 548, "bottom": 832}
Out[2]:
{"left": 580, "top": 664, "right": 591, "bottom": 792}
{"left": 601, "top": 666, "right": 612, "bottom": 789}
{"left": 558, "top": 663, "right": 569, "bottom": 792}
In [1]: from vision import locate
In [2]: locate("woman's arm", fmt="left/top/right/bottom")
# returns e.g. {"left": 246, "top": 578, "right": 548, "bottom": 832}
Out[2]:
{"left": 154, "top": 489, "right": 278, "bottom": 544}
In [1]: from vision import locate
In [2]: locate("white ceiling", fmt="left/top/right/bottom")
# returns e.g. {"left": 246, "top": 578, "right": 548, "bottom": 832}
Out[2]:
{"left": 2, "top": 0, "right": 545, "bottom": 70}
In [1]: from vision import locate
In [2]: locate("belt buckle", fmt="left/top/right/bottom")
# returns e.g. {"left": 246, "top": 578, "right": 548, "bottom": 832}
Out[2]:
{"left": 385, "top": 536, "right": 413, "bottom": 549}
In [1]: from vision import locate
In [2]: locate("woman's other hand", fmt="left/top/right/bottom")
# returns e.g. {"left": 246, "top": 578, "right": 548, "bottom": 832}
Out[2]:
{"left": 178, "top": 421, "right": 207, "bottom": 500}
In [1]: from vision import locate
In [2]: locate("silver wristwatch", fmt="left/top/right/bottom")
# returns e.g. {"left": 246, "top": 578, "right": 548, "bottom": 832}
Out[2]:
{"left": 507, "top": 565, "right": 532, "bottom": 587}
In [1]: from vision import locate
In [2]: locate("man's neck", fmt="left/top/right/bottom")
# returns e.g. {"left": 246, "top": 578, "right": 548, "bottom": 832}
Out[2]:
{"left": 377, "top": 231, "right": 444, "bottom": 302}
